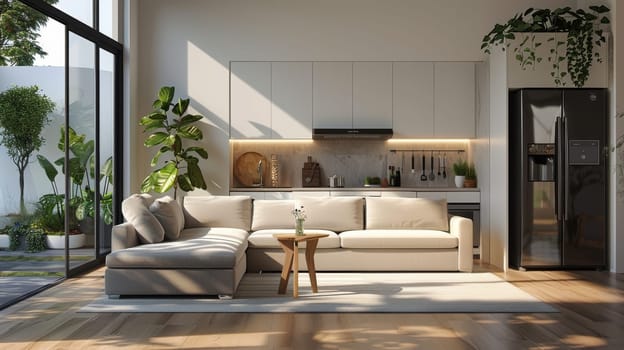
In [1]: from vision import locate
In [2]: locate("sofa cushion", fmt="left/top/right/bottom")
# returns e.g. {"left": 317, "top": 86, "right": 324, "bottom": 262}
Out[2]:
{"left": 183, "top": 196, "right": 252, "bottom": 231}
{"left": 248, "top": 229, "right": 340, "bottom": 248}
{"left": 297, "top": 197, "right": 364, "bottom": 232}
{"left": 121, "top": 193, "right": 165, "bottom": 244}
{"left": 366, "top": 197, "right": 449, "bottom": 231}
{"left": 340, "top": 230, "right": 458, "bottom": 249}
{"left": 150, "top": 196, "right": 185, "bottom": 241}
{"left": 105, "top": 227, "right": 248, "bottom": 269}
{"left": 251, "top": 200, "right": 296, "bottom": 231}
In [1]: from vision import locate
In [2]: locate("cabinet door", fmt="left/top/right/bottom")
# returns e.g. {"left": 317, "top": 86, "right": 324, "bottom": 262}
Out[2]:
{"left": 313, "top": 62, "right": 353, "bottom": 128}
{"left": 271, "top": 62, "right": 313, "bottom": 138}
{"left": 353, "top": 62, "right": 392, "bottom": 128}
{"left": 230, "top": 62, "right": 271, "bottom": 138}
{"left": 393, "top": 62, "right": 434, "bottom": 138}
{"left": 434, "top": 62, "right": 475, "bottom": 138}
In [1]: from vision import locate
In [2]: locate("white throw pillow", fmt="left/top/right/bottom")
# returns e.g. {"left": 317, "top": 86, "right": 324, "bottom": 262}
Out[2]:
{"left": 183, "top": 196, "right": 252, "bottom": 231}
{"left": 365, "top": 197, "right": 449, "bottom": 231}
{"left": 121, "top": 193, "right": 165, "bottom": 244}
{"left": 297, "top": 197, "right": 364, "bottom": 232}
{"left": 251, "top": 200, "right": 296, "bottom": 231}
{"left": 150, "top": 196, "right": 185, "bottom": 241}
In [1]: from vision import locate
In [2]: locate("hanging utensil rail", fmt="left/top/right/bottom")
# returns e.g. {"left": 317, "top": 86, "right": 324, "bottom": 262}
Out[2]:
{"left": 389, "top": 149, "right": 465, "bottom": 153}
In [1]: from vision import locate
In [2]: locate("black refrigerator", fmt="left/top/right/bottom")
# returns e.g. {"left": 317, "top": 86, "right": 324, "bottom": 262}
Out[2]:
{"left": 509, "top": 89, "right": 607, "bottom": 270}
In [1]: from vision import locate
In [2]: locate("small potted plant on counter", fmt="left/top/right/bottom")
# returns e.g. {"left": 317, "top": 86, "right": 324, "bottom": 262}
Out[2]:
{"left": 452, "top": 159, "right": 468, "bottom": 188}
{"left": 464, "top": 163, "right": 477, "bottom": 188}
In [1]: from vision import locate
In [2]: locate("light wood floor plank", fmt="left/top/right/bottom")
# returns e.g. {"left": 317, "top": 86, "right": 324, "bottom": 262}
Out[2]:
{"left": 0, "top": 263, "right": 623, "bottom": 349}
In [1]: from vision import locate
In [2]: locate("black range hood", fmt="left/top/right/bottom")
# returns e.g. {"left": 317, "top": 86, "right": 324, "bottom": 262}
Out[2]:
{"left": 312, "top": 128, "right": 393, "bottom": 140}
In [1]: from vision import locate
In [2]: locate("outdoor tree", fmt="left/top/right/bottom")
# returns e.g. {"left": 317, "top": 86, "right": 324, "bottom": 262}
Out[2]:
{"left": 0, "top": 0, "right": 59, "bottom": 66}
{"left": 0, "top": 85, "right": 55, "bottom": 215}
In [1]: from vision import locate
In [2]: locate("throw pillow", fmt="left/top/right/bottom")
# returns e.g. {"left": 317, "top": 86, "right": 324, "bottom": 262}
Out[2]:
{"left": 251, "top": 200, "right": 296, "bottom": 231}
{"left": 183, "top": 196, "right": 252, "bottom": 231}
{"left": 121, "top": 193, "right": 165, "bottom": 244}
{"left": 366, "top": 197, "right": 449, "bottom": 231}
{"left": 150, "top": 196, "right": 185, "bottom": 241}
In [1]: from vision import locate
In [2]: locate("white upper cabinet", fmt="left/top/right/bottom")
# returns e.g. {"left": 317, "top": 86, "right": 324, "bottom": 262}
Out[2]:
{"left": 507, "top": 33, "right": 608, "bottom": 88}
{"left": 271, "top": 62, "right": 313, "bottom": 138}
{"left": 392, "top": 62, "right": 434, "bottom": 138}
{"left": 353, "top": 62, "right": 393, "bottom": 129}
{"left": 230, "top": 62, "right": 271, "bottom": 139}
{"left": 434, "top": 62, "right": 475, "bottom": 138}
{"left": 313, "top": 62, "right": 353, "bottom": 128}
{"left": 231, "top": 61, "right": 479, "bottom": 139}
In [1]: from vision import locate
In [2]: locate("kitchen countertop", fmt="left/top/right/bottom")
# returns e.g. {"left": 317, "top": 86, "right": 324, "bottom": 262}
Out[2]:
{"left": 230, "top": 187, "right": 479, "bottom": 192}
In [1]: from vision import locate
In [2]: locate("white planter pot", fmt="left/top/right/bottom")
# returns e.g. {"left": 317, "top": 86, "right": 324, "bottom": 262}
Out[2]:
{"left": 0, "top": 234, "right": 9, "bottom": 249}
{"left": 454, "top": 175, "right": 465, "bottom": 188}
{"left": 46, "top": 233, "right": 86, "bottom": 249}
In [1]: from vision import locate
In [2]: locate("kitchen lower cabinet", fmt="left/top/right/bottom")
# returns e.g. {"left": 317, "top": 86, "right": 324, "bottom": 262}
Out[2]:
{"left": 416, "top": 191, "right": 480, "bottom": 203}
{"left": 381, "top": 191, "right": 417, "bottom": 198}
{"left": 291, "top": 191, "right": 330, "bottom": 198}
{"left": 230, "top": 191, "right": 266, "bottom": 200}
{"left": 330, "top": 190, "right": 381, "bottom": 197}
{"left": 264, "top": 191, "right": 293, "bottom": 200}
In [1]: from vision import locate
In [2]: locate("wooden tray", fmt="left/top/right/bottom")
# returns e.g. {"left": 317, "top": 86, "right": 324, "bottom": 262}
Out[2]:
{"left": 234, "top": 152, "right": 268, "bottom": 187}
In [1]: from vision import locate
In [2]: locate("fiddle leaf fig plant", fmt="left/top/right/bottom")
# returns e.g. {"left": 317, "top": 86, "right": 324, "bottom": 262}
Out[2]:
{"left": 140, "top": 86, "right": 208, "bottom": 199}
{"left": 481, "top": 5, "right": 610, "bottom": 87}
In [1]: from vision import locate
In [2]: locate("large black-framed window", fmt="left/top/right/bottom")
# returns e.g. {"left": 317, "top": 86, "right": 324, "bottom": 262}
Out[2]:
{"left": 19, "top": 0, "right": 123, "bottom": 277}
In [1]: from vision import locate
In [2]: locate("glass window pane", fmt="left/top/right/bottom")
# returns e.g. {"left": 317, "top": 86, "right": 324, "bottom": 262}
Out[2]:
{"left": 99, "top": 49, "right": 114, "bottom": 253}
{"left": 68, "top": 32, "right": 96, "bottom": 266}
{"left": 54, "top": 0, "right": 93, "bottom": 27}
{"left": 99, "top": 0, "right": 117, "bottom": 39}
{"left": 0, "top": 11, "right": 65, "bottom": 304}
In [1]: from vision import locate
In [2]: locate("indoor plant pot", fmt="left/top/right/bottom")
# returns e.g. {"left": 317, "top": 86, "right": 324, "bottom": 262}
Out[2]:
{"left": 454, "top": 176, "right": 465, "bottom": 188}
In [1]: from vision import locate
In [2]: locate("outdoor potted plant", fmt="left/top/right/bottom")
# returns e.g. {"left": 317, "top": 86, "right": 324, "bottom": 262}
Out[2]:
{"left": 37, "top": 126, "right": 114, "bottom": 246}
{"left": 464, "top": 163, "right": 477, "bottom": 188}
{"left": 30, "top": 194, "right": 85, "bottom": 250}
{"left": 0, "top": 85, "right": 55, "bottom": 216}
{"left": 453, "top": 159, "right": 469, "bottom": 188}
{"left": 0, "top": 225, "right": 10, "bottom": 249}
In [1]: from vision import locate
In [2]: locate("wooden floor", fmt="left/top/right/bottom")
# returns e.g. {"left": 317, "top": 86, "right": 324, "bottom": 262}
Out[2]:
{"left": 0, "top": 261, "right": 623, "bottom": 349}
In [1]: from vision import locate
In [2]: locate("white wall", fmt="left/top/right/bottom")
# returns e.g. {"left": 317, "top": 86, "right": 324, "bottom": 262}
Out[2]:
{"left": 130, "top": 0, "right": 573, "bottom": 199}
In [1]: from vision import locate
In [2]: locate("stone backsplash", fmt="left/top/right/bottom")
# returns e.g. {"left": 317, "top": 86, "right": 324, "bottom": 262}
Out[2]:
{"left": 231, "top": 140, "right": 473, "bottom": 188}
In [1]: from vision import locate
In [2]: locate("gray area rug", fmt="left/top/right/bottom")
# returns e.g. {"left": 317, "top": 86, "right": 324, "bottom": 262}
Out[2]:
{"left": 81, "top": 272, "right": 557, "bottom": 313}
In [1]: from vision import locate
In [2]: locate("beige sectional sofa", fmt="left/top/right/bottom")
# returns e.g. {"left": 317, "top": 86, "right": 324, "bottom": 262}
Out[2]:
{"left": 246, "top": 196, "right": 473, "bottom": 272}
{"left": 105, "top": 194, "right": 472, "bottom": 298}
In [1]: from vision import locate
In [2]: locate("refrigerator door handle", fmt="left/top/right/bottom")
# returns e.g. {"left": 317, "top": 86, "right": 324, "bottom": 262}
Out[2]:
{"left": 556, "top": 116, "right": 564, "bottom": 221}
{"left": 563, "top": 116, "right": 569, "bottom": 221}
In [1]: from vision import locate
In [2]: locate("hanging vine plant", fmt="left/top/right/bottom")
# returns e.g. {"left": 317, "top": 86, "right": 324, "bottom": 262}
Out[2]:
{"left": 481, "top": 6, "right": 610, "bottom": 87}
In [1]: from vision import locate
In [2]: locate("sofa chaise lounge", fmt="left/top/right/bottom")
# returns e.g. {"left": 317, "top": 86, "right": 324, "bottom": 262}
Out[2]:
{"left": 105, "top": 195, "right": 473, "bottom": 298}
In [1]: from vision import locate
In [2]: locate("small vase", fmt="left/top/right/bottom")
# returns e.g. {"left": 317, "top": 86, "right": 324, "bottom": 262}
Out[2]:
{"left": 454, "top": 175, "right": 465, "bottom": 188}
{"left": 295, "top": 218, "right": 305, "bottom": 236}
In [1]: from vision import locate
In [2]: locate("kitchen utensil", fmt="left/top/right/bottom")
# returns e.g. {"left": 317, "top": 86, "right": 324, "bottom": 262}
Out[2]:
{"left": 420, "top": 153, "right": 427, "bottom": 181}
{"left": 437, "top": 153, "right": 442, "bottom": 176}
{"left": 411, "top": 152, "right": 415, "bottom": 173}
{"left": 234, "top": 152, "right": 268, "bottom": 187}
{"left": 428, "top": 152, "right": 435, "bottom": 181}
{"left": 442, "top": 154, "right": 447, "bottom": 179}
